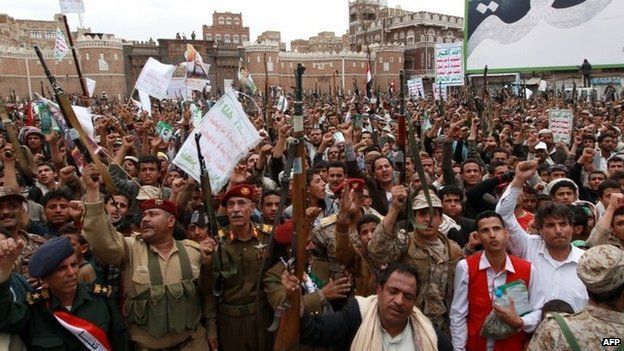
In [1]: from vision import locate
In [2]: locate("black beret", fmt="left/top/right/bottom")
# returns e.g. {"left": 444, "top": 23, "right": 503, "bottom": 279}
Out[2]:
{"left": 28, "top": 236, "right": 74, "bottom": 278}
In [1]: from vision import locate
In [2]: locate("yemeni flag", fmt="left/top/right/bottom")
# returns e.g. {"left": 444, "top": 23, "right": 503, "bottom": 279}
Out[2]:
{"left": 365, "top": 62, "right": 372, "bottom": 99}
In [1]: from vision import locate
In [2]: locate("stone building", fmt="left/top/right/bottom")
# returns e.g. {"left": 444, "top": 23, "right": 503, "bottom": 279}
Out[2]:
{"left": 290, "top": 39, "right": 310, "bottom": 53}
{"left": 309, "top": 31, "right": 345, "bottom": 53}
{"left": 244, "top": 41, "right": 404, "bottom": 94}
{"left": 202, "top": 11, "right": 249, "bottom": 45}
{"left": 256, "top": 30, "right": 285, "bottom": 51}
{"left": 348, "top": 0, "right": 463, "bottom": 80}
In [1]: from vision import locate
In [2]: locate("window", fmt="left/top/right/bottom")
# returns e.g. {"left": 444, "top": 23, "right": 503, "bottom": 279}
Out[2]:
{"left": 224, "top": 34, "right": 230, "bottom": 43}
{"left": 361, "top": 63, "right": 364, "bottom": 68}
{"left": 390, "top": 57, "right": 394, "bottom": 63}
{"left": 379, "top": 57, "right": 383, "bottom": 63}
{"left": 257, "top": 55, "right": 261, "bottom": 63}
{"left": 226, "top": 17, "right": 232, "bottom": 25}
{"left": 85, "top": 53, "right": 90, "bottom": 60}
{"left": 383, "top": 62, "right": 389, "bottom": 71}
{"left": 234, "top": 18, "right": 240, "bottom": 25}
{"left": 353, "top": 62, "right": 356, "bottom": 68}
{"left": 233, "top": 35, "right": 239, "bottom": 43}
{"left": 399, "top": 32, "right": 405, "bottom": 39}
{"left": 114, "top": 53, "right": 118, "bottom": 60}
{"left": 218, "top": 17, "right": 224, "bottom": 24}
{"left": 242, "top": 35, "right": 248, "bottom": 42}
{"left": 206, "top": 34, "right": 212, "bottom": 41}
{"left": 215, "top": 34, "right": 221, "bottom": 41}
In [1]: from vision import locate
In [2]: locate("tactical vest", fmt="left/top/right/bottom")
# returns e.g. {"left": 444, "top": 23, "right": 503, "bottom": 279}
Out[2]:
{"left": 123, "top": 241, "right": 202, "bottom": 337}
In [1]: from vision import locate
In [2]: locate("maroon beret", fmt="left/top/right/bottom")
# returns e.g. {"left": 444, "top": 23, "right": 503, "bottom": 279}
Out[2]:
{"left": 334, "top": 178, "right": 365, "bottom": 197}
{"left": 221, "top": 184, "right": 255, "bottom": 206}
{"left": 274, "top": 220, "right": 293, "bottom": 245}
{"left": 141, "top": 198, "right": 178, "bottom": 217}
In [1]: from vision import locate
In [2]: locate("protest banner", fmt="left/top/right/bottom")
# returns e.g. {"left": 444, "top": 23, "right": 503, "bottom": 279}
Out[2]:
{"left": 407, "top": 77, "right": 425, "bottom": 98}
{"left": 53, "top": 28, "right": 69, "bottom": 61}
{"left": 185, "top": 44, "right": 211, "bottom": 92}
{"left": 85, "top": 77, "right": 96, "bottom": 97}
{"left": 173, "top": 90, "right": 261, "bottom": 192}
{"left": 59, "top": 0, "right": 85, "bottom": 13}
{"left": 435, "top": 42, "right": 464, "bottom": 86}
{"left": 548, "top": 109, "right": 573, "bottom": 144}
{"left": 165, "top": 77, "right": 188, "bottom": 99}
{"left": 135, "top": 57, "right": 175, "bottom": 100}
{"left": 138, "top": 91, "right": 151, "bottom": 116}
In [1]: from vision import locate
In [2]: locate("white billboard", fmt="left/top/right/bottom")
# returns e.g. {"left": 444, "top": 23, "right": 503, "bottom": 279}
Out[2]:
{"left": 465, "top": 0, "right": 624, "bottom": 73}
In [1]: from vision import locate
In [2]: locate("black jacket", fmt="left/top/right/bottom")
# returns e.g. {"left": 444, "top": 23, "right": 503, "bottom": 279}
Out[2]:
{"left": 300, "top": 296, "right": 453, "bottom": 351}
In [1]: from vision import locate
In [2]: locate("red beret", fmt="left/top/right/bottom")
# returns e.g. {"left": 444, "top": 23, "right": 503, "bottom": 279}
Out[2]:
{"left": 274, "top": 220, "right": 293, "bottom": 245}
{"left": 141, "top": 198, "right": 178, "bottom": 217}
{"left": 334, "top": 178, "right": 365, "bottom": 197}
{"left": 221, "top": 184, "right": 255, "bottom": 206}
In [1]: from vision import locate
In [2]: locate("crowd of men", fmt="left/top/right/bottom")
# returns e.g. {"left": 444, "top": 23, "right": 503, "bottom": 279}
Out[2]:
{"left": 0, "top": 83, "right": 623, "bottom": 351}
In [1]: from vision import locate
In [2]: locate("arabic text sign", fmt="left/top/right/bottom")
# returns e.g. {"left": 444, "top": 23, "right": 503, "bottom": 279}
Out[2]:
{"left": 435, "top": 42, "right": 464, "bottom": 86}
{"left": 548, "top": 109, "right": 574, "bottom": 144}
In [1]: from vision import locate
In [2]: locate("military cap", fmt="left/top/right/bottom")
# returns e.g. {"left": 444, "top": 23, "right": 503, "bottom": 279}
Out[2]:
{"left": 274, "top": 220, "right": 294, "bottom": 245}
{"left": 412, "top": 191, "right": 442, "bottom": 210}
{"left": 28, "top": 236, "right": 74, "bottom": 278}
{"left": 141, "top": 198, "right": 178, "bottom": 217}
{"left": 221, "top": 184, "right": 255, "bottom": 206}
{"left": 577, "top": 244, "right": 624, "bottom": 293}
{"left": 0, "top": 187, "right": 27, "bottom": 203}
{"left": 334, "top": 178, "right": 365, "bottom": 197}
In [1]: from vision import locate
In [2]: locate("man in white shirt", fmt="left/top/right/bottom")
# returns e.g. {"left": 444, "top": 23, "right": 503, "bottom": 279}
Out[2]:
{"left": 496, "top": 161, "right": 588, "bottom": 312}
{"left": 450, "top": 211, "right": 541, "bottom": 351}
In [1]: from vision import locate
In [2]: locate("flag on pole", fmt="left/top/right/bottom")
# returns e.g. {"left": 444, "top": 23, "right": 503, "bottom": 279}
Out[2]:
{"left": 238, "top": 58, "right": 257, "bottom": 95}
{"left": 59, "top": 0, "right": 85, "bottom": 14}
{"left": 365, "top": 62, "right": 373, "bottom": 99}
{"left": 54, "top": 28, "right": 69, "bottom": 61}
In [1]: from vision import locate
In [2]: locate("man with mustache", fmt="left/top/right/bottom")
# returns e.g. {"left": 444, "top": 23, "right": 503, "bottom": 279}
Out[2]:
{"left": 0, "top": 235, "right": 130, "bottom": 350}
{"left": 450, "top": 211, "right": 541, "bottom": 351}
{"left": 368, "top": 186, "right": 463, "bottom": 334}
{"left": 80, "top": 164, "right": 216, "bottom": 351}
{"left": 213, "top": 183, "right": 274, "bottom": 351}
{"left": 280, "top": 263, "right": 453, "bottom": 350}
{"left": 0, "top": 187, "right": 46, "bottom": 278}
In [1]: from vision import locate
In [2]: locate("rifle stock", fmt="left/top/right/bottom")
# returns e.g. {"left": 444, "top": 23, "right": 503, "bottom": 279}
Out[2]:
{"left": 274, "top": 63, "right": 306, "bottom": 351}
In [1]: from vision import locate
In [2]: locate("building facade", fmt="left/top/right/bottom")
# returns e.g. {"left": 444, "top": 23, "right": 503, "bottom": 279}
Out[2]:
{"left": 0, "top": 13, "right": 127, "bottom": 99}
{"left": 256, "top": 30, "right": 286, "bottom": 51}
{"left": 244, "top": 41, "right": 404, "bottom": 94}
{"left": 348, "top": 0, "right": 463, "bottom": 80}
{"left": 202, "top": 11, "right": 249, "bottom": 45}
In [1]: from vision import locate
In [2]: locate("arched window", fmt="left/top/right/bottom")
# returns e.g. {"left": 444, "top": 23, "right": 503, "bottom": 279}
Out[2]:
{"left": 218, "top": 17, "right": 224, "bottom": 24}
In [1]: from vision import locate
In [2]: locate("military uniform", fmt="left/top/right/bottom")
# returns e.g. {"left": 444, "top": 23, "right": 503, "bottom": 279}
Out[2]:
{"left": 334, "top": 221, "right": 378, "bottom": 297}
{"left": 12, "top": 230, "right": 46, "bottom": 278}
{"left": 368, "top": 224, "right": 462, "bottom": 334}
{"left": 82, "top": 200, "right": 214, "bottom": 350}
{"left": 214, "top": 223, "right": 273, "bottom": 351}
{"left": 528, "top": 305, "right": 624, "bottom": 351}
{"left": 0, "top": 281, "right": 129, "bottom": 351}
{"left": 311, "top": 208, "right": 384, "bottom": 281}
{"left": 529, "top": 244, "right": 624, "bottom": 351}
{"left": 263, "top": 257, "right": 332, "bottom": 351}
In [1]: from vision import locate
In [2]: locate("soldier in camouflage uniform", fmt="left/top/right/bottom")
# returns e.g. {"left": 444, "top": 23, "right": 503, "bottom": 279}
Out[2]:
{"left": 0, "top": 187, "right": 46, "bottom": 278}
{"left": 528, "top": 245, "right": 624, "bottom": 351}
{"left": 368, "top": 186, "right": 462, "bottom": 334}
{"left": 213, "top": 184, "right": 274, "bottom": 351}
{"left": 311, "top": 179, "right": 383, "bottom": 281}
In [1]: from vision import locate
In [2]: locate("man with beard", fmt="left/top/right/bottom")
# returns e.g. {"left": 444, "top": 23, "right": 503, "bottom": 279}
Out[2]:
{"left": 368, "top": 187, "right": 463, "bottom": 334}
{"left": 0, "top": 187, "right": 46, "bottom": 278}
{"left": 213, "top": 184, "right": 274, "bottom": 351}
{"left": 80, "top": 164, "right": 216, "bottom": 350}
{"left": 0, "top": 236, "right": 130, "bottom": 350}
{"left": 104, "top": 192, "right": 132, "bottom": 231}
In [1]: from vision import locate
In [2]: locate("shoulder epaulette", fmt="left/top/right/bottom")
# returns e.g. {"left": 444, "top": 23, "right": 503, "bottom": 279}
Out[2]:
{"left": 92, "top": 284, "right": 113, "bottom": 298}
{"left": 260, "top": 224, "right": 273, "bottom": 233}
{"left": 319, "top": 214, "right": 337, "bottom": 228}
{"left": 26, "top": 289, "right": 49, "bottom": 305}
{"left": 218, "top": 228, "right": 228, "bottom": 238}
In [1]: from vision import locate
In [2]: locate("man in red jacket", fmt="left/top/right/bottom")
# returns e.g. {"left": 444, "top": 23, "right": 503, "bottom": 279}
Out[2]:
{"left": 450, "top": 211, "right": 541, "bottom": 351}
